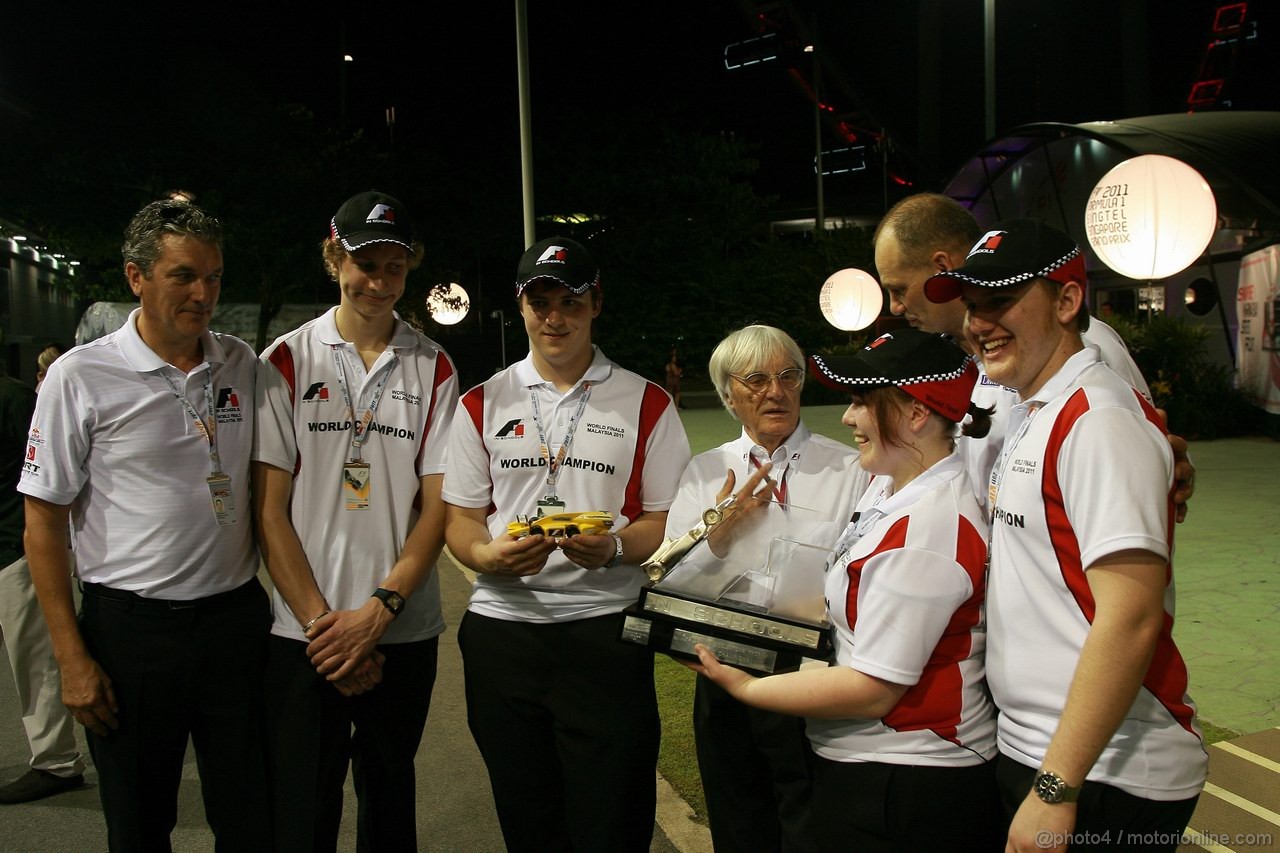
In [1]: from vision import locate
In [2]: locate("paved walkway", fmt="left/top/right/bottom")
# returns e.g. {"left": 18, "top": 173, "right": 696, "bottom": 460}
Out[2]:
{"left": 0, "top": 425, "right": 1275, "bottom": 851}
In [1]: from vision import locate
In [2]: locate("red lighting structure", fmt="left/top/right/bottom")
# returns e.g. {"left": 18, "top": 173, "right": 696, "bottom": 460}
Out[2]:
{"left": 1187, "top": 2, "right": 1259, "bottom": 110}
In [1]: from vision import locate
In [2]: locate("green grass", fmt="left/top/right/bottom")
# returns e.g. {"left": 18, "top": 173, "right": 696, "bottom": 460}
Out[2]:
{"left": 654, "top": 656, "right": 707, "bottom": 823}
{"left": 1197, "top": 718, "right": 1241, "bottom": 745}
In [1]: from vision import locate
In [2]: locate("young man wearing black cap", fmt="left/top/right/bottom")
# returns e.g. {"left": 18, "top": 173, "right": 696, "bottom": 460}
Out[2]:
{"left": 253, "top": 191, "right": 458, "bottom": 851}
{"left": 925, "top": 220, "right": 1207, "bottom": 853}
{"left": 442, "top": 237, "right": 691, "bottom": 852}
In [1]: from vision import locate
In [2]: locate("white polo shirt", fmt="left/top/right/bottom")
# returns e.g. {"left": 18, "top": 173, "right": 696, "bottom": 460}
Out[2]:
{"left": 255, "top": 308, "right": 458, "bottom": 643}
{"left": 663, "top": 423, "right": 870, "bottom": 599}
{"left": 19, "top": 308, "right": 258, "bottom": 599}
{"left": 963, "top": 317, "right": 1152, "bottom": 514}
{"left": 807, "top": 451, "right": 997, "bottom": 767}
{"left": 985, "top": 347, "right": 1207, "bottom": 800}
{"left": 442, "top": 348, "right": 691, "bottom": 622}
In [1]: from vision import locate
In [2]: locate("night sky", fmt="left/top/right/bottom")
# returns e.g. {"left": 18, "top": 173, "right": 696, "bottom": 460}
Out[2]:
{"left": 4, "top": 0, "right": 1240, "bottom": 217}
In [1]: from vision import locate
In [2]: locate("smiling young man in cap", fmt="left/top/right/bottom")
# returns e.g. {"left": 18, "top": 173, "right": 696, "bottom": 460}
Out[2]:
{"left": 20, "top": 199, "right": 271, "bottom": 849}
{"left": 253, "top": 191, "right": 458, "bottom": 851}
{"left": 925, "top": 220, "right": 1207, "bottom": 852}
{"left": 442, "top": 236, "right": 691, "bottom": 851}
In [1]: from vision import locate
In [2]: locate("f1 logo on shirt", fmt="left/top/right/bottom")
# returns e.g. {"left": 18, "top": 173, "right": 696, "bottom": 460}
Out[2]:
{"left": 494, "top": 419, "right": 525, "bottom": 440}
{"left": 302, "top": 382, "right": 330, "bottom": 403}
{"left": 216, "top": 387, "right": 244, "bottom": 424}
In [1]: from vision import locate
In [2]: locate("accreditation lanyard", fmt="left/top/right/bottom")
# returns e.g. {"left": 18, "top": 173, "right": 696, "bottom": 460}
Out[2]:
{"left": 748, "top": 449, "right": 790, "bottom": 508}
{"left": 331, "top": 347, "right": 399, "bottom": 463}
{"left": 529, "top": 382, "right": 592, "bottom": 502}
{"left": 988, "top": 400, "right": 1040, "bottom": 512}
{"left": 161, "top": 370, "right": 222, "bottom": 476}
{"left": 162, "top": 368, "right": 237, "bottom": 526}
{"left": 827, "top": 492, "right": 886, "bottom": 571}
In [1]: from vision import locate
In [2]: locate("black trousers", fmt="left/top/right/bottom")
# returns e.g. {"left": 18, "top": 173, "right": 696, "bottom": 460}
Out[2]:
{"left": 458, "top": 610, "right": 659, "bottom": 853}
{"left": 809, "top": 753, "right": 1002, "bottom": 852}
{"left": 997, "top": 755, "right": 1200, "bottom": 851}
{"left": 265, "top": 634, "right": 438, "bottom": 853}
{"left": 694, "top": 675, "right": 817, "bottom": 853}
{"left": 79, "top": 578, "right": 272, "bottom": 853}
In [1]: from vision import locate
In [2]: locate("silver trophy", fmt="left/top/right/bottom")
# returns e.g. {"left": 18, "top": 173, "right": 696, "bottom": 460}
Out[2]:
{"left": 641, "top": 496, "right": 737, "bottom": 582}
{"left": 622, "top": 495, "right": 839, "bottom": 674}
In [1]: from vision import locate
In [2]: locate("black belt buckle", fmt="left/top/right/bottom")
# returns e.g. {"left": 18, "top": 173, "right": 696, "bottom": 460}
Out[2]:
{"left": 167, "top": 599, "right": 199, "bottom": 611}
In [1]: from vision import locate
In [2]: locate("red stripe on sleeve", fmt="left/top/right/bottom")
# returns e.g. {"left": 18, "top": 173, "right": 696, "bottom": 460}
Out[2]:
{"left": 417, "top": 353, "right": 456, "bottom": 469}
{"left": 461, "top": 385, "right": 485, "bottom": 434}
{"left": 620, "top": 383, "right": 671, "bottom": 523}
{"left": 843, "top": 516, "right": 910, "bottom": 642}
{"left": 267, "top": 342, "right": 297, "bottom": 407}
{"left": 1046, "top": 388, "right": 1198, "bottom": 737}
{"left": 266, "top": 342, "right": 302, "bottom": 474}
{"left": 882, "top": 515, "right": 987, "bottom": 745}
{"left": 458, "top": 384, "right": 491, "bottom": 476}
{"left": 1133, "top": 391, "right": 1199, "bottom": 737}
{"left": 1042, "top": 388, "right": 1094, "bottom": 623}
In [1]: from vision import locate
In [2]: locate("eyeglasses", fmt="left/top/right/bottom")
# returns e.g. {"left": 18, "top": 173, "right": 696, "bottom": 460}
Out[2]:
{"left": 730, "top": 367, "right": 804, "bottom": 393}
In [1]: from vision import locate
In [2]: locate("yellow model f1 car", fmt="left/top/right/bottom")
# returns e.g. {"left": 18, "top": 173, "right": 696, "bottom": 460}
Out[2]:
{"left": 507, "top": 511, "right": 615, "bottom": 539}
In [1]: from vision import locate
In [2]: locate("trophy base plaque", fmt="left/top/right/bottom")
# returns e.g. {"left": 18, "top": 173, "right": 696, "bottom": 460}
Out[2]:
{"left": 620, "top": 585, "right": 832, "bottom": 675}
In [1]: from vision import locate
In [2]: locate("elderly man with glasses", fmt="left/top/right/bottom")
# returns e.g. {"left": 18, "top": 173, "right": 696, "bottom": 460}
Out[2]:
{"left": 663, "top": 325, "right": 871, "bottom": 853}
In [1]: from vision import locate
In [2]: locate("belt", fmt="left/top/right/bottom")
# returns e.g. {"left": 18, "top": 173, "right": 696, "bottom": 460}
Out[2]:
{"left": 81, "top": 578, "right": 261, "bottom": 612}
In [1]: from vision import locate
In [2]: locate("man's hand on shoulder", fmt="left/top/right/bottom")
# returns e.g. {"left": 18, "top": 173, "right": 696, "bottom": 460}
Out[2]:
{"left": 1167, "top": 431, "right": 1195, "bottom": 523}
{"left": 1156, "top": 409, "right": 1195, "bottom": 523}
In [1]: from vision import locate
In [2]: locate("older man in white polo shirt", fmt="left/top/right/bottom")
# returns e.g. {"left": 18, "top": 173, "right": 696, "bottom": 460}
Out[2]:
{"left": 19, "top": 200, "right": 270, "bottom": 851}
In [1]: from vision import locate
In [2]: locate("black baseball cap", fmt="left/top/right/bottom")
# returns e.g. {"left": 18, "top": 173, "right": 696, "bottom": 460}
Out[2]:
{"left": 809, "top": 329, "right": 977, "bottom": 423}
{"left": 330, "top": 191, "right": 415, "bottom": 253}
{"left": 514, "top": 237, "right": 600, "bottom": 297}
{"left": 924, "top": 218, "right": 1085, "bottom": 304}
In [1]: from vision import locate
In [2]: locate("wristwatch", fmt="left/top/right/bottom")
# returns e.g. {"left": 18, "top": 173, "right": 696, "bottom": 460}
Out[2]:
{"left": 372, "top": 588, "right": 405, "bottom": 618}
{"left": 1033, "top": 770, "right": 1081, "bottom": 804}
{"left": 605, "top": 533, "right": 625, "bottom": 569}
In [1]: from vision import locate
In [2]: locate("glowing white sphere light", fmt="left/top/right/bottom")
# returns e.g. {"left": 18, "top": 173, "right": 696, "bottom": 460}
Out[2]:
{"left": 1084, "top": 154, "right": 1217, "bottom": 281}
{"left": 820, "top": 268, "right": 882, "bottom": 331}
{"left": 427, "top": 282, "right": 470, "bottom": 325}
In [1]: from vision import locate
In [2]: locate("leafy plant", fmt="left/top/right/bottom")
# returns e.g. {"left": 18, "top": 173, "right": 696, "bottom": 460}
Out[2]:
{"left": 1108, "top": 314, "right": 1257, "bottom": 439}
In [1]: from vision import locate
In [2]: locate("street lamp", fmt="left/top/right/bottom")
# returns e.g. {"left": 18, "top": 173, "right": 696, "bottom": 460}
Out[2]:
{"left": 427, "top": 283, "right": 471, "bottom": 325}
{"left": 490, "top": 310, "right": 507, "bottom": 368}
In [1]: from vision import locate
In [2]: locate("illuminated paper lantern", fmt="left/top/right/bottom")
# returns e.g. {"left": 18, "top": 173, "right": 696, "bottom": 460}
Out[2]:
{"left": 820, "top": 268, "right": 882, "bottom": 331}
{"left": 427, "top": 282, "right": 470, "bottom": 325}
{"left": 1084, "top": 154, "right": 1217, "bottom": 280}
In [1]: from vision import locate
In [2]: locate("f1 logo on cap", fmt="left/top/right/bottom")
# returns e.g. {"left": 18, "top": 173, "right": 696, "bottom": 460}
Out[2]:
{"left": 536, "top": 245, "right": 568, "bottom": 265}
{"left": 366, "top": 204, "right": 396, "bottom": 223}
{"left": 969, "top": 230, "right": 1006, "bottom": 257}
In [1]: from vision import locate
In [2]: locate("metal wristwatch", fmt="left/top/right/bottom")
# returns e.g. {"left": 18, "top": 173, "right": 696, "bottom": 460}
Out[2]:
{"left": 605, "top": 533, "right": 625, "bottom": 569}
{"left": 372, "top": 587, "right": 405, "bottom": 618}
{"left": 1033, "top": 770, "right": 1081, "bottom": 804}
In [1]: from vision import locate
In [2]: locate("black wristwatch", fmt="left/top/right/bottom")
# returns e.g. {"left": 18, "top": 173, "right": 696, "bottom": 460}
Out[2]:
{"left": 1033, "top": 770, "right": 1081, "bottom": 804}
{"left": 372, "top": 588, "right": 405, "bottom": 618}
